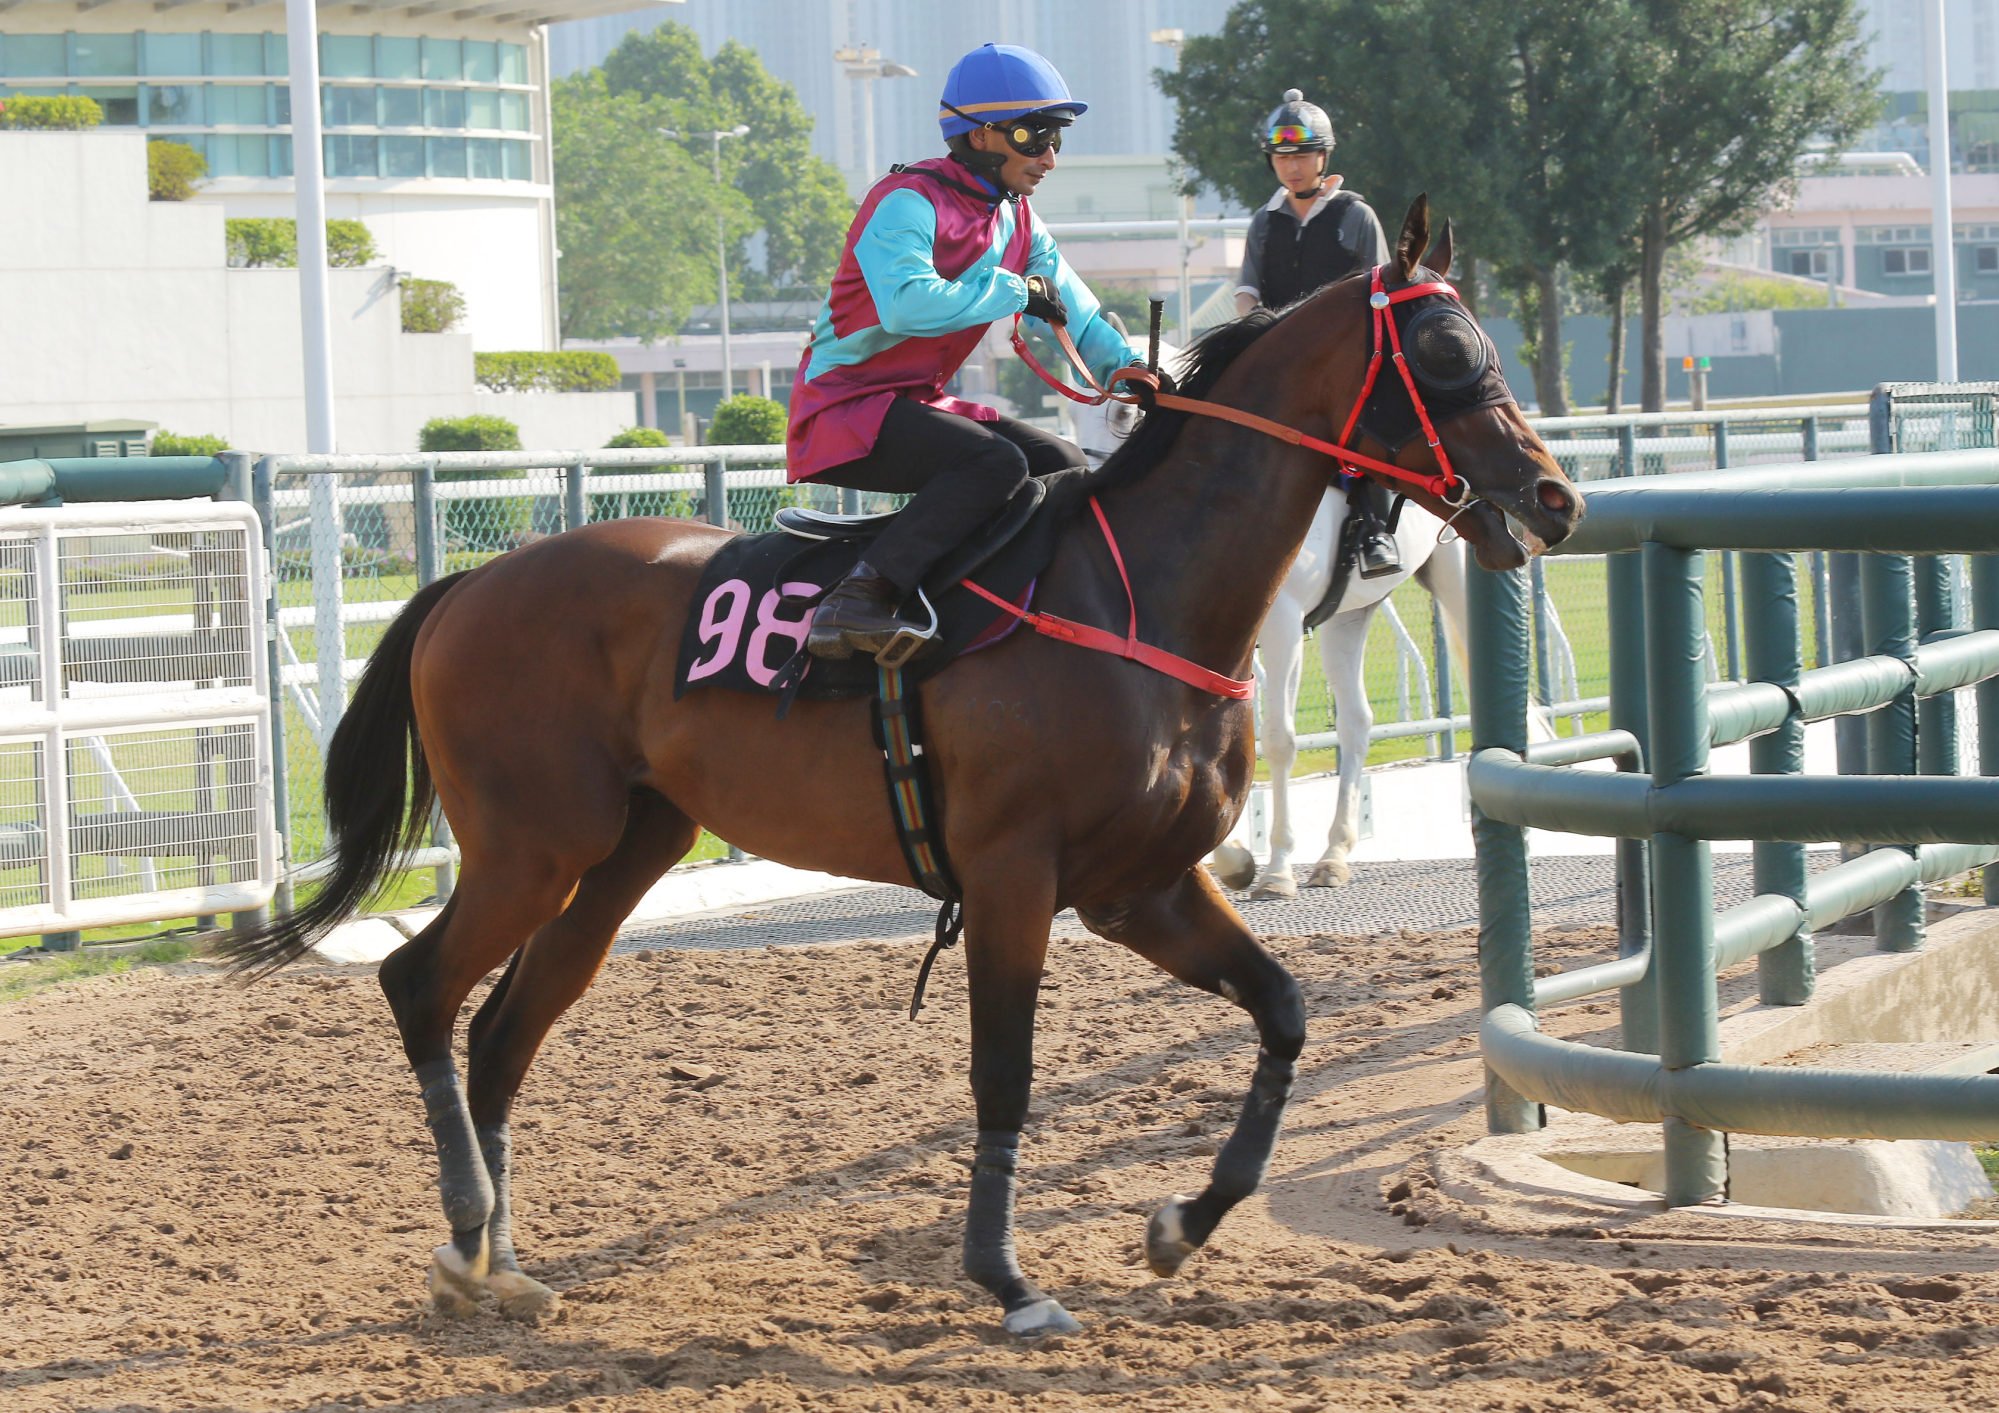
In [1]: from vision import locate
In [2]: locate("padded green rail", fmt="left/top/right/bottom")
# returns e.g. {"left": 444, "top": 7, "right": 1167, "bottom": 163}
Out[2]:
{"left": 1469, "top": 442, "right": 1999, "bottom": 1208}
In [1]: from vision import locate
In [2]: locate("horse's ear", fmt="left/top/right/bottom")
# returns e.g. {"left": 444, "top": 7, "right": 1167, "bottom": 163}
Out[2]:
{"left": 1395, "top": 194, "right": 1431, "bottom": 282}
{"left": 1430, "top": 219, "right": 1455, "bottom": 279}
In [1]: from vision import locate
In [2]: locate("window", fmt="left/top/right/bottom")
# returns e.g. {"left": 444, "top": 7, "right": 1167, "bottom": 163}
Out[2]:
{"left": 323, "top": 84, "right": 375, "bottom": 127}
{"left": 426, "top": 136, "right": 467, "bottom": 177}
{"left": 498, "top": 43, "right": 527, "bottom": 84}
{"left": 377, "top": 36, "right": 421, "bottom": 82}
{"left": 264, "top": 33, "right": 288, "bottom": 77}
{"left": 270, "top": 133, "right": 292, "bottom": 177}
{"left": 321, "top": 35, "right": 373, "bottom": 80}
{"left": 382, "top": 135, "right": 425, "bottom": 178}
{"left": 464, "top": 40, "right": 498, "bottom": 84}
{"left": 326, "top": 134, "right": 379, "bottom": 177}
{"left": 1786, "top": 249, "right": 1830, "bottom": 278}
{"left": 142, "top": 33, "right": 202, "bottom": 77}
{"left": 146, "top": 83, "right": 204, "bottom": 126}
{"left": 421, "top": 37, "right": 462, "bottom": 81}
{"left": 207, "top": 133, "right": 270, "bottom": 177}
{"left": 78, "top": 85, "right": 139, "bottom": 125}
{"left": 502, "top": 138, "right": 532, "bottom": 181}
{"left": 466, "top": 88, "right": 499, "bottom": 130}
{"left": 208, "top": 32, "right": 266, "bottom": 77}
{"left": 424, "top": 87, "right": 465, "bottom": 129}
{"left": 1, "top": 35, "right": 67, "bottom": 78}
{"left": 273, "top": 83, "right": 291, "bottom": 125}
{"left": 1883, "top": 247, "right": 1931, "bottom": 276}
{"left": 468, "top": 137, "right": 502, "bottom": 179}
{"left": 379, "top": 86, "right": 422, "bottom": 128}
{"left": 499, "top": 91, "right": 529, "bottom": 131}
{"left": 1979, "top": 246, "right": 1999, "bottom": 274}
{"left": 72, "top": 33, "right": 137, "bottom": 78}
{"left": 208, "top": 83, "right": 269, "bottom": 126}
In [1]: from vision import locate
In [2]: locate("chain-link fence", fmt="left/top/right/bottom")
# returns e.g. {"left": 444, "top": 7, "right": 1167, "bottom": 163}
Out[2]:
{"left": 253, "top": 404, "right": 1887, "bottom": 893}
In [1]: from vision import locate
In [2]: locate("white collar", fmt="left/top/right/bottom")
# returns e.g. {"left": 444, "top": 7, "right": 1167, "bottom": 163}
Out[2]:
{"left": 1264, "top": 176, "right": 1346, "bottom": 223}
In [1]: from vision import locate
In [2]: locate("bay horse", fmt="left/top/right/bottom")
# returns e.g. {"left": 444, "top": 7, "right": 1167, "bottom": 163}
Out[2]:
{"left": 219, "top": 198, "right": 1580, "bottom": 1339}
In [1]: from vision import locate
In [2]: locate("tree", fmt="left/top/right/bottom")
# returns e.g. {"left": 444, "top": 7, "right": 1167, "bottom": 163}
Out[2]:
{"left": 1615, "top": 1, "right": 1881, "bottom": 409}
{"left": 599, "top": 24, "right": 854, "bottom": 300}
{"left": 552, "top": 69, "right": 725, "bottom": 341}
{"left": 1160, "top": 0, "right": 1643, "bottom": 416}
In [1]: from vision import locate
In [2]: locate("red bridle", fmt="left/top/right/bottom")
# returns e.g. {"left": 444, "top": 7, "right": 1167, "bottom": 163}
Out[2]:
{"left": 1010, "top": 264, "right": 1474, "bottom": 504}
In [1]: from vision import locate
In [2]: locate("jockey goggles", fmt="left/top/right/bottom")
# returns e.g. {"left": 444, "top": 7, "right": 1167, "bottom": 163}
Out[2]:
{"left": 942, "top": 100, "right": 1070, "bottom": 157}
{"left": 1267, "top": 123, "right": 1316, "bottom": 148}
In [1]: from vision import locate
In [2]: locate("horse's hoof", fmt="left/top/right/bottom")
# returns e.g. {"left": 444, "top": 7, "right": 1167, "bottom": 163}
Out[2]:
{"left": 1002, "top": 1297, "right": 1081, "bottom": 1338}
{"left": 487, "top": 1270, "right": 562, "bottom": 1324}
{"left": 1305, "top": 859, "right": 1351, "bottom": 888}
{"left": 428, "top": 1242, "right": 487, "bottom": 1317}
{"left": 1250, "top": 871, "right": 1297, "bottom": 901}
{"left": 1144, "top": 1196, "right": 1201, "bottom": 1278}
{"left": 1210, "top": 843, "right": 1256, "bottom": 891}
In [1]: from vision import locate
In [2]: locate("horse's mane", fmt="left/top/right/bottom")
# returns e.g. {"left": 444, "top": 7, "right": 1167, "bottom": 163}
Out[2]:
{"left": 1086, "top": 307, "right": 1287, "bottom": 494}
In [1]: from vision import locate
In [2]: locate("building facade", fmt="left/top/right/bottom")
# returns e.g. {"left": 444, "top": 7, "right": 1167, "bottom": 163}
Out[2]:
{"left": 0, "top": 0, "right": 655, "bottom": 350}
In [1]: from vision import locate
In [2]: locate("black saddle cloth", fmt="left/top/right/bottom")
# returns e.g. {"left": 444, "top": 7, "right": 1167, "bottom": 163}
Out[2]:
{"left": 674, "top": 469, "right": 1095, "bottom": 702}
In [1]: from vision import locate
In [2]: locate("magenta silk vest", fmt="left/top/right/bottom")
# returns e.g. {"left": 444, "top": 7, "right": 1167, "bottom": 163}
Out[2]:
{"left": 784, "top": 159, "right": 1034, "bottom": 483}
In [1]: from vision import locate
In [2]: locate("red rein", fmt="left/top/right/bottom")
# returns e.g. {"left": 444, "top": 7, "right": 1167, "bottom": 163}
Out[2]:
{"left": 981, "top": 265, "right": 1473, "bottom": 698}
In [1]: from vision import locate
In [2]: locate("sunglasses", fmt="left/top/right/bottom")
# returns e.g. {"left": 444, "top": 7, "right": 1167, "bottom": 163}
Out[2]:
{"left": 1267, "top": 124, "right": 1315, "bottom": 147}
{"left": 993, "top": 120, "right": 1064, "bottom": 158}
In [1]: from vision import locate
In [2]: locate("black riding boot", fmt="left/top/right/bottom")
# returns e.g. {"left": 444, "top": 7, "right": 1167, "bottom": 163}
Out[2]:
{"left": 806, "top": 560, "right": 910, "bottom": 660}
{"left": 1353, "top": 481, "right": 1403, "bottom": 580}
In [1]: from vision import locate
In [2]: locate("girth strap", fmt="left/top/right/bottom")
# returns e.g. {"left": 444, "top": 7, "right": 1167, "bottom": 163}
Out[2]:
{"left": 871, "top": 664, "right": 966, "bottom": 1019}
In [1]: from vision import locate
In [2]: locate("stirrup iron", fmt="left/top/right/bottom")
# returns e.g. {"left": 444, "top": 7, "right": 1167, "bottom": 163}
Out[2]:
{"left": 872, "top": 588, "right": 939, "bottom": 669}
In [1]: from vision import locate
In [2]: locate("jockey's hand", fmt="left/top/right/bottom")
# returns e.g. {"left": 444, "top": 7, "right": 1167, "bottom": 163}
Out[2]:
{"left": 1023, "top": 274, "right": 1068, "bottom": 326}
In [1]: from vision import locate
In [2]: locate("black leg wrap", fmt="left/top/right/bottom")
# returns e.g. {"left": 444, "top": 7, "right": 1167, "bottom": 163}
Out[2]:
{"left": 1196, "top": 1046, "right": 1297, "bottom": 1230}
{"left": 962, "top": 1130, "right": 1047, "bottom": 1313}
{"left": 476, "top": 1122, "right": 517, "bottom": 1271}
{"left": 415, "top": 1058, "right": 494, "bottom": 1243}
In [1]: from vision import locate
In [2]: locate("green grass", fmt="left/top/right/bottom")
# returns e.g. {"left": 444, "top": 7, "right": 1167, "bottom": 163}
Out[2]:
{"left": 1980, "top": 1147, "right": 1999, "bottom": 1184}
{"left": 0, "top": 938, "right": 195, "bottom": 1003}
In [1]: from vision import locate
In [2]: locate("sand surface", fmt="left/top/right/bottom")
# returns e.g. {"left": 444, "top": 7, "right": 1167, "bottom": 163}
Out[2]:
{"left": 2, "top": 922, "right": 1995, "bottom": 1411}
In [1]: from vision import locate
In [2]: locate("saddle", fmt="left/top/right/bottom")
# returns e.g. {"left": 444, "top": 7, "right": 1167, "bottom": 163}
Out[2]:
{"left": 674, "top": 472, "right": 1084, "bottom": 704}
{"left": 1302, "top": 481, "right": 1406, "bottom": 632}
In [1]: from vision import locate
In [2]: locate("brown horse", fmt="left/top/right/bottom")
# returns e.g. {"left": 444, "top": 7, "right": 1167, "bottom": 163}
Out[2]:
{"left": 221, "top": 197, "right": 1580, "bottom": 1338}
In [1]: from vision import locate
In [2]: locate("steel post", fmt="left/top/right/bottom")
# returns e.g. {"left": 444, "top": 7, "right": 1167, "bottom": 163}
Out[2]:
{"left": 1915, "top": 554, "right": 1959, "bottom": 773}
{"left": 1529, "top": 557, "right": 1555, "bottom": 720}
{"left": 1861, "top": 552, "right": 1925, "bottom": 950}
{"left": 1975, "top": 555, "right": 1999, "bottom": 901}
{"left": 1741, "top": 551, "right": 1813, "bottom": 1005}
{"left": 1644, "top": 542, "right": 1727, "bottom": 1206}
{"left": 565, "top": 459, "right": 588, "bottom": 532}
{"left": 412, "top": 459, "right": 453, "bottom": 903}
{"left": 1608, "top": 545, "right": 1656, "bottom": 1053}
{"left": 252, "top": 460, "right": 295, "bottom": 916}
{"left": 1469, "top": 559, "right": 1539, "bottom": 1134}
{"left": 1432, "top": 595, "right": 1455, "bottom": 762}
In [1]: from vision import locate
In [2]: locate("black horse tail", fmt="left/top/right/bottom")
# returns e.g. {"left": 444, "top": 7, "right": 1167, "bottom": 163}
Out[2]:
{"left": 214, "top": 571, "right": 470, "bottom": 978}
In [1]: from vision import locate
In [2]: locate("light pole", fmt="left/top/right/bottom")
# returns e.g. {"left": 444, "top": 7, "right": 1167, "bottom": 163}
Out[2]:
{"left": 834, "top": 45, "right": 917, "bottom": 183}
{"left": 661, "top": 124, "right": 751, "bottom": 405}
{"left": 1150, "top": 28, "right": 1194, "bottom": 341}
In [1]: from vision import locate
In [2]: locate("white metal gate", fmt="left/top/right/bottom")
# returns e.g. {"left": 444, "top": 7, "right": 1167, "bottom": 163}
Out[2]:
{"left": 0, "top": 501, "right": 276, "bottom": 936}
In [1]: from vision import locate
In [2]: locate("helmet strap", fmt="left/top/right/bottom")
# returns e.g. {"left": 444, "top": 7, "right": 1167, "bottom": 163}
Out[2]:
{"left": 947, "top": 133, "right": 1008, "bottom": 178}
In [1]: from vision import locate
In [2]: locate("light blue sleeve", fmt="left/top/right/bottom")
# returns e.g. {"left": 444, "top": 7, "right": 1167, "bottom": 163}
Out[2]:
{"left": 1026, "top": 212, "right": 1145, "bottom": 385}
{"left": 852, "top": 189, "right": 1028, "bottom": 338}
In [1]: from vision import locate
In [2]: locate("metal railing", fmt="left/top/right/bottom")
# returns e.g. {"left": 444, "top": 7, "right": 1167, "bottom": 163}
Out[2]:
{"left": 1467, "top": 449, "right": 1999, "bottom": 1207}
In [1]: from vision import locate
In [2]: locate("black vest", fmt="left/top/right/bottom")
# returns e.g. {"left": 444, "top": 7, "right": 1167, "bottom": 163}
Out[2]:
{"left": 1259, "top": 192, "right": 1362, "bottom": 310}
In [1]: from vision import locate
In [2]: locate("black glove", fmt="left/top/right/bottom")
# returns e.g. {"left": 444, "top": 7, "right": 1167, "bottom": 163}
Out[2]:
{"left": 1023, "top": 273, "right": 1068, "bottom": 327}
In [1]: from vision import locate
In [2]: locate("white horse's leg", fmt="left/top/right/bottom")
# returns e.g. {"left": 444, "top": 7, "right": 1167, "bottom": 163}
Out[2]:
{"left": 1211, "top": 653, "right": 1263, "bottom": 889}
{"left": 1251, "top": 607, "right": 1307, "bottom": 899}
{"left": 1308, "top": 608, "right": 1377, "bottom": 888}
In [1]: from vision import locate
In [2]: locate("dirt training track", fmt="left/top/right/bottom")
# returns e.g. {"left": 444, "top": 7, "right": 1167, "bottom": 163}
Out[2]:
{"left": 3, "top": 921, "right": 1996, "bottom": 1412}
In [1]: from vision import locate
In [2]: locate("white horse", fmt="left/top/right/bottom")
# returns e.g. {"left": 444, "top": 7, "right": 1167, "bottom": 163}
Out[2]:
{"left": 1073, "top": 336, "right": 1470, "bottom": 900}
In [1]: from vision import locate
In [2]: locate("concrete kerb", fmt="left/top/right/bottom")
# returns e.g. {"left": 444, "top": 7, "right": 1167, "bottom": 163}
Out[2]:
{"left": 1448, "top": 907, "right": 1999, "bottom": 1227}
{"left": 307, "top": 858, "right": 874, "bottom": 966}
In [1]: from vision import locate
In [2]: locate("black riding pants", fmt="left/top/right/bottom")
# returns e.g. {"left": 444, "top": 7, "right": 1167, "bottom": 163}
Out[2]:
{"left": 808, "top": 398, "right": 1082, "bottom": 594}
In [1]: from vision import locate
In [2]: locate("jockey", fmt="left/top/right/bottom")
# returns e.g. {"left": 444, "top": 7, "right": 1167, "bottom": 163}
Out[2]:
{"left": 787, "top": 42, "right": 1144, "bottom": 662}
{"left": 1235, "top": 88, "right": 1401, "bottom": 580}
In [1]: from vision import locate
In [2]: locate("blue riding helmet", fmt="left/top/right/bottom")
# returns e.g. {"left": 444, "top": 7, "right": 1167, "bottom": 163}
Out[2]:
{"left": 938, "top": 43, "right": 1088, "bottom": 139}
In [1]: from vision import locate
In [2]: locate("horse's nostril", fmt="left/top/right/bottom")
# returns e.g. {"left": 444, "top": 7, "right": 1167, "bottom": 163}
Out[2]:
{"left": 1537, "top": 480, "right": 1574, "bottom": 517}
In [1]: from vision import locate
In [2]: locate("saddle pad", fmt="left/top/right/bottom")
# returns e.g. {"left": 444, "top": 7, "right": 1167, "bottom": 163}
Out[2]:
{"left": 672, "top": 476, "right": 1089, "bottom": 703}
